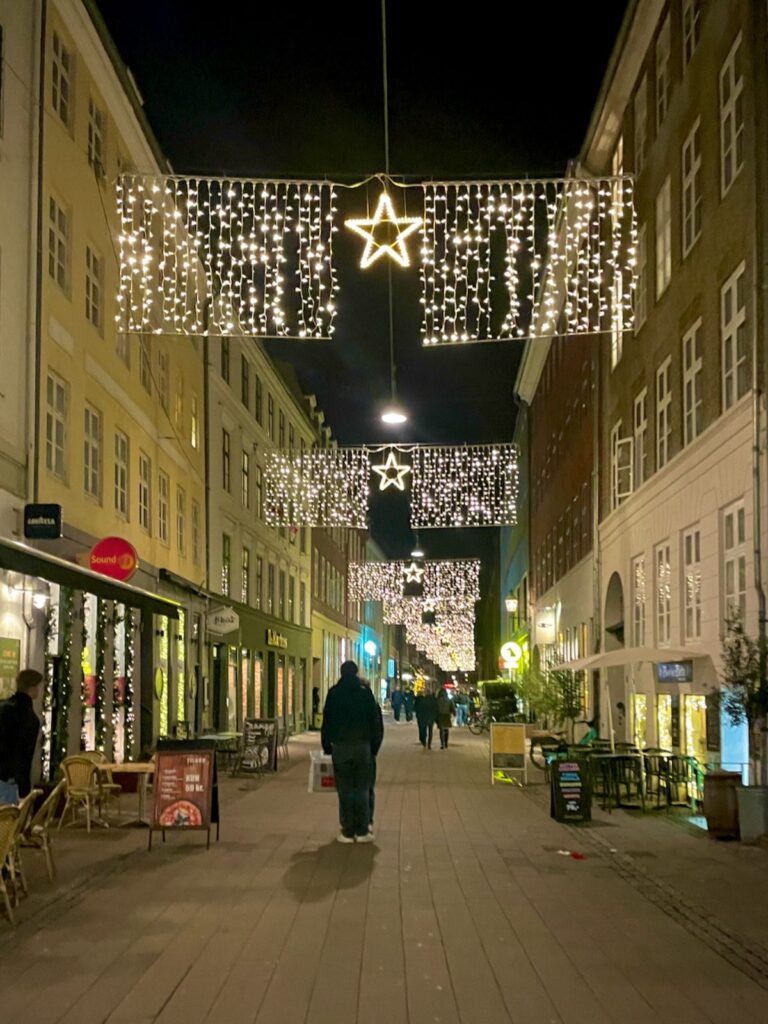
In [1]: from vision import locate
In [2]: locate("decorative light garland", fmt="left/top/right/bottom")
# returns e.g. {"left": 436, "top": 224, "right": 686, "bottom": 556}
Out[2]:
{"left": 420, "top": 177, "right": 636, "bottom": 344}
{"left": 411, "top": 444, "right": 518, "bottom": 528}
{"left": 349, "top": 559, "right": 480, "bottom": 602}
{"left": 345, "top": 190, "right": 422, "bottom": 268}
{"left": 95, "top": 598, "right": 109, "bottom": 752}
{"left": 265, "top": 447, "right": 370, "bottom": 528}
{"left": 117, "top": 175, "right": 339, "bottom": 338}
{"left": 372, "top": 449, "right": 411, "bottom": 491}
{"left": 124, "top": 608, "right": 136, "bottom": 758}
{"left": 383, "top": 597, "right": 477, "bottom": 672}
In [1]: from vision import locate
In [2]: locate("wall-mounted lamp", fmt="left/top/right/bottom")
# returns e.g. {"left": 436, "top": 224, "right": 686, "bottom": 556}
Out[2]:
{"left": 505, "top": 594, "right": 518, "bottom": 614}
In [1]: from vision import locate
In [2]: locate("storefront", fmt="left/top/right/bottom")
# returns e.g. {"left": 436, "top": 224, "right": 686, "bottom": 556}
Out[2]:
{"left": 206, "top": 598, "right": 311, "bottom": 734}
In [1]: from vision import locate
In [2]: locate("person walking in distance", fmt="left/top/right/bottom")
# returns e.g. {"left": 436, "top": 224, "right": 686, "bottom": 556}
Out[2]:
{"left": 0, "top": 669, "right": 43, "bottom": 804}
{"left": 415, "top": 687, "right": 438, "bottom": 749}
{"left": 403, "top": 687, "right": 415, "bottom": 723}
{"left": 436, "top": 685, "right": 455, "bottom": 749}
{"left": 322, "top": 661, "right": 383, "bottom": 843}
{"left": 390, "top": 684, "right": 404, "bottom": 722}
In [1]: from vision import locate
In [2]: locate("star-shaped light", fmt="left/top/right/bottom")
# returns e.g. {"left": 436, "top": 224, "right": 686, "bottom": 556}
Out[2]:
{"left": 345, "top": 192, "right": 422, "bottom": 269}
{"left": 403, "top": 561, "right": 425, "bottom": 584}
{"left": 372, "top": 451, "right": 411, "bottom": 491}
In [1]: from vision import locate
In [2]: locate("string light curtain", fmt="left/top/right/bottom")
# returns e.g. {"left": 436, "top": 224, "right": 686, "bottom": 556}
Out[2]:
{"left": 420, "top": 176, "right": 636, "bottom": 345}
{"left": 265, "top": 448, "right": 370, "bottom": 528}
{"left": 411, "top": 444, "right": 518, "bottom": 528}
{"left": 348, "top": 560, "right": 480, "bottom": 602}
{"left": 117, "top": 175, "right": 339, "bottom": 337}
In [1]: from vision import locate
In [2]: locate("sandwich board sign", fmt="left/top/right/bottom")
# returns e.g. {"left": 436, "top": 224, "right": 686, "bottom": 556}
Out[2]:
{"left": 490, "top": 722, "right": 527, "bottom": 786}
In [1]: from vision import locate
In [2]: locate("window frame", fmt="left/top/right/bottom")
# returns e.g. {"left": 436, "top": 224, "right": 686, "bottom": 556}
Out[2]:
{"left": 138, "top": 451, "right": 151, "bottom": 533}
{"left": 158, "top": 470, "right": 170, "bottom": 544}
{"left": 722, "top": 501, "right": 746, "bottom": 623}
{"left": 83, "top": 403, "right": 101, "bottom": 499}
{"left": 48, "top": 195, "right": 70, "bottom": 293}
{"left": 655, "top": 177, "right": 672, "bottom": 298}
{"left": 681, "top": 118, "right": 702, "bottom": 257}
{"left": 720, "top": 33, "right": 744, "bottom": 197}
{"left": 633, "top": 388, "right": 648, "bottom": 488}
{"left": 683, "top": 526, "right": 702, "bottom": 641}
{"left": 682, "top": 318, "right": 703, "bottom": 445}
{"left": 114, "top": 430, "right": 130, "bottom": 520}
{"left": 655, "top": 14, "right": 671, "bottom": 131}
{"left": 656, "top": 357, "right": 672, "bottom": 470}
{"left": 721, "top": 261, "right": 748, "bottom": 411}
{"left": 655, "top": 541, "right": 672, "bottom": 646}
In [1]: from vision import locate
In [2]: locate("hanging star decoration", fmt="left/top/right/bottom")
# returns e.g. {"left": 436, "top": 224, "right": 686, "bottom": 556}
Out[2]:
{"left": 403, "top": 561, "right": 425, "bottom": 584}
{"left": 372, "top": 450, "right": 411, "bottom": 491}
{"left": 345, "top": 191, "right": 422, "bottom": 269}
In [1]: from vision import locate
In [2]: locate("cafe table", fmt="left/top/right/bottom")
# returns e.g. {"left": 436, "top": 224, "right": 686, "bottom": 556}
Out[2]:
{"left": 97, "top": 761, "right": 155, "bottom": 827}
{"left": 589, "top": 752, "right": 646, "bottom": 812}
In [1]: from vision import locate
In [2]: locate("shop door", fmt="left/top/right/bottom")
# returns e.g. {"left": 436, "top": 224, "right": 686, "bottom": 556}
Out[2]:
{"left": 267, "top": 651, "right": 276, "bottom": 718}
{"left": 632, "top": 693, "right": 647, "bottom": 749}
{"left": 656, "top": 693, "right": 673, "bottom": 750}
{"left": 227, "top": 647, "right": 237, "bottom": 731}
{"left": 685, "top": 694, "right": 707, "bottom": 764}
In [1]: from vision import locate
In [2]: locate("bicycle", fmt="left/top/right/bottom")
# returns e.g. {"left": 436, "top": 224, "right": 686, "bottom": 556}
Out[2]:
{"left": 467, "top": 706, "right": 492, "bottom": 735}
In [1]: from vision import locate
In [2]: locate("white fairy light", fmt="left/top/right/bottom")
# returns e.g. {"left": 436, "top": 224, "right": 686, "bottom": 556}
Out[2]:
{"left": 117, "top": 174, "right": 339, "bottom": 337}
{"left": 384, "top": 597, "right": 477, "bottom": 671}
{"left": 372, "top": 450, "right": 411, "bottom": 491}
{"left": 410, "top": 444, "right": 518, "bottom": 529}
{"left": 348, "top": 559, "right": 480, "bottom": 603}
{"left": 265, "top": 448, "right": 370, "bottom": 528}
{"left": 345, "top": 191, "right": 422, "bottom": 269}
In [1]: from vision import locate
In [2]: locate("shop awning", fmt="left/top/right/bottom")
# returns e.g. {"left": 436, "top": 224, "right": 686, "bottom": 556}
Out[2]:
{"left": 0, "top": 537, "right": 179, "bottom": 619}
{"left": 553, "top": 646, "right": 712, "bottom": 672}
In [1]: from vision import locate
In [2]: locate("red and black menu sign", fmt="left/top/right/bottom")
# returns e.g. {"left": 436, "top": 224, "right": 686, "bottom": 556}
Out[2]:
{"left": 150, "top": 740, "right": 219, "bottom": 847}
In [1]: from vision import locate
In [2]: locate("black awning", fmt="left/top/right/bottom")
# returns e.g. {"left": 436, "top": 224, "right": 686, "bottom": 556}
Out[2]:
{"left": 0, "top": 539, "right": 179, "bottom": 619}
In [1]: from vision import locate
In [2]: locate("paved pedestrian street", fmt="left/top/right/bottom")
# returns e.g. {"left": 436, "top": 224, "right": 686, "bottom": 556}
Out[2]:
{"left": 4, "top": 721, "right": 768, "bottom": 1024}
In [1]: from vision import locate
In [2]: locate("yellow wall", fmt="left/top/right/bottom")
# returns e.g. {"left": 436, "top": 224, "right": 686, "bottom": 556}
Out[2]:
{"left": 39, "top": 10, "right": 205, "bottom": 586}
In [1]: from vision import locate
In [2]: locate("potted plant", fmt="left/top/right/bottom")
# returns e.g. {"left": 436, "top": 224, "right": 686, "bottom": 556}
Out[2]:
{"left": 720, "top": 614, "right": 768, "bottom": 841}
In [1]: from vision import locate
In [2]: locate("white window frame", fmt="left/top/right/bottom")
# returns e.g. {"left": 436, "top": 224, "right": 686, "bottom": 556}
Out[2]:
{"left": 633, "top": 74, "right": 647, "bottom": 176}
{"left": 682, "top": 319, "right": 703, "bottom": 445}
{"left": 241, "top": 449, "right": 250, "bottom": 508}
{"left": 191, "top": 500, "right": 200, "bottom": 565}
{"left": 721, "top": 261, "right": 747, "bottom": 410}
{"left": 83, "top": 404, "right": 101, "bottom": 499}
{"left": 48, "top": 196, "right": 69, "bottom": 292}
{"left": 655, "top": 14, "right": 671, "bottom": 130}
{"left": 635, "top": 224, "right": 647, "bottom": 332}
{"left": 255, "top": 464, "right": 263, "bottom": 519}
{"left": 114, "top": 430, "right": 129, "bottom": 519}
{"left": 655, "top": 177, "right": 672, "bottom": 298}
{"left": 87, "top": 96, "right": 105, "bottom": 175}
{"left": 140, "top": 336, "right": 152, "bottom": 394}
{"left": 656, "top": 357, "right": 672, "bottom": 470}
{"left": 255, "top": 556, "right": 263, "bottom": 610}
{"left": 683, "top": 526, "right": 702, "bottom": 641}
{"left": 221, "top": 534, "right": 231, "bottom": 597}
{"left": 158, "top": 470, "right": 169, "bottom": 544}
{"left": 242, "top": 546, "right": 250, "bottom": 604}
{"left": 176, "top": 486, "right": 186, "bottom": 556}
{"left": 191, "top": 393, "right": 199, "bottom": 449}
{"left": 723, "top": 501, "right": 746, "bottom": 623}
{"left": 85, "top": 245, "right": 103, "bottom": 331}
{"left": 222, "top": 428, "right": 230, "bottom": 491}
{"left": 158, "top": 349, "right": 169, "bottom": 412}
{"left": 720, "top": 33, "right": 744, "bottom": 197}
{"left": 610, "top": 273, "right": 623, "bottom": 369}
{"left": 610, "top": 421, "right": 633, "bottom": 510}
{"left": 51, "top": 31, "right": 72, "bottom": 128}
{"left": 139, "top": 452, "right": 151, "bottom": 533}
{"left": 682, "top": 0, "right": 701, "bottom": 68}
{"left": 656, "top": 542, "right": 672, "bottom": 646}
{"left": 633, "top": 388, "right": 647, "bottom": 487}
{"left": 681, "top": 119, "right": 702, "bottom": 257}
{"left": 632, "top": 554, "right": 646, "bottom": 646}
{"left": 45, "top": 372, "right": 67, "bottom": 478}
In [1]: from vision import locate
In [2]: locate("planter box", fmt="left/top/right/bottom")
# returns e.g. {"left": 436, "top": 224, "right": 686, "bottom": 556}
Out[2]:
{"left": 703, "top": 771, "right": 741, "bottom": 838}
{"left": 736, "top": 785, "right": 768, "bottom": 843}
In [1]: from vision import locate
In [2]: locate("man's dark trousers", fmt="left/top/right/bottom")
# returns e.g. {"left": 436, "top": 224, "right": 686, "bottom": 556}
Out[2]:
{"left": 417, "top": 719, "right": 434, "bottom": 748}
{"left": 332, "top": 740, "right": 372, "bottom": 838}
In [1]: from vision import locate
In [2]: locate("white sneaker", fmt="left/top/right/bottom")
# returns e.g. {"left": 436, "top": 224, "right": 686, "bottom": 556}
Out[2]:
{"left": 355, "top": 832, "right": 374, "bottom": 843}
{"left": 337, "top": 833, "right": 355, "bottom": 844}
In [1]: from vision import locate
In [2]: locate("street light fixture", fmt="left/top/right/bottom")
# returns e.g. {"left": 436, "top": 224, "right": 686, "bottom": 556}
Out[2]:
{"left": 381, "top": 404, "right": 408, "bottom": 425}
{"left": 505, "top": 593, "right": 518, "bottom": 614}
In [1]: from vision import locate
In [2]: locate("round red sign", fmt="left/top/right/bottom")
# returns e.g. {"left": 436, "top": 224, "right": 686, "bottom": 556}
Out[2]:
{"left": 89, "top": 536, "right": 138, "bottom": 582}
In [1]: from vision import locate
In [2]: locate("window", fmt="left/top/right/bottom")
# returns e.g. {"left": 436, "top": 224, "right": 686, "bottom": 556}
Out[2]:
{"left": 721, "top": 262, "right": 748, "bottom": 410}
{"left": 279, "top": 410, "right": 285, "bottom": 448}
{"left": 158, "top": 350, "right": 169, "bottom": 412}
{"left": 632, "top": 555, "right": 646, "bottom": 645}
{"left": 48, "top": 197, "right": 69, "bottom": 291}
{"left": 683, "top": 0, "right": 701, "bottom": 67}
{"left": 655, "top": 14, "right": 671, "bottom": 130}
{"left": 683, "top": 527, "right": 701, "bottom": 641}
{"left": 300, "top": 580, "right": 306, "bottom": 626}
{"left": 221, "top": 534, "right": 231, "bottom": 596}
{"left": 255, "top": 556, "right": 263, "bottom": 609}
{"left": 255, "top": 464, "right": 263, "bottom": 519}
{"left": 176, "top": 486, "right": 186, "bottom": 555}
{"left": 139, "top": 452, "right": 151, "bottom": 532}
{"left": 681, "top": 120, "right": 702, "bottom": 256}
{"left": 720, "top": 34, "right": 744, "bottom": 195}
{"left": 85, "top": 246, "right": 103, "bottom": 330}
{"left": 610, "top": 421, "right": 623, "bottom": 511}
{"left": 723, "top": 502, "right": 746, "bottom": 621}
{"left": 116, "top": 333, "right": 130, "bottom": 367}
{"left": 87, "top": 97, "right": 105, "bottom": 174}
{"left": 300, "top": 526, "right": 307, "bottom": 554}
{"left": 140, "top": 336, "right": 151, "bottom": 394}
{"left": 51, "top": 32, "right": 72, "bottom": 127}
{"left": 633, "top": 389, "right": 647, "bottom": 487}
{"left": 222, "top": 428, "right": 230, "bottom": 491}
{"left": 255, "top": 374, "right": 263, "bottom": 424}
{"left": 191, "top": 500, "right": 200, "bottom": 564}
{"left": 114, "top": 431, "right": 129, "bottom": 518}
{"left": 241, "top": 356, "right": 250, "bottom": 408}
{"left": 655, "top": 177, "right": 671, "bottom": 297}
{"left": 158, "top": 471, "right": 169, "bottom": 543}
{"left": 174, "top": 373, "right": 184, "bottom": 429}
{"left": 241, "top": 449, "right": 250, "bottom": 508}
{"left": 656, "top": 357, "right": 671, "bottom": 469}
{"left": 656, "top": 542, "right": 671, "bottom": 645}
{"left": 242, "top": 547, "right": 250, "bottom": 604}
{"left": 83, "top": 405, "right": 101, "bottom": 498}
{"left": 289, "top": 424, "right": 295, "bottom": 451}
{"left": 221, "top": 338, "right": 230, "bottom": 382}
{"left": 682, "top": 319, "right": 703, "bottom": 444}
{"left": 633, "top": 74, "right": 647, "bottom": 175}
{"left": 268, "top": 394, "right": 274, "bottom": 439}
{"left": 635, "top": 224, "right": 647, "bottom": 331}
{"left": 279, "top": 570, "right": 286, "bottom": 620}
{"left": 267, "top": 564, "right": 275, "bottom": 614}
{"left": 191, "top": 393, "right": 199, "bottom": 449}
{"left": 288, "top": 575, "right": 295, "bottom": 622}
{"left": 313, "top": 548, "right": 319, "bottom": 597}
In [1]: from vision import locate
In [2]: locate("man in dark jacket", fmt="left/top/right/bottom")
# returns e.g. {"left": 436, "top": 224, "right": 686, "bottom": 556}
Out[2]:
{"left": 0, "top": 669, "right": 43, "bottom": 804}
{"left": 390, "top": 685, "right": 404, "bottom": 721}
{"left": 415, "top": 689, "right": 438, "bottom": 749}
{"left": 403, "top": 687, "right": 415, "bottom": 722}
{"left": 322, "top": 661, "right": 383, "bottom": 843}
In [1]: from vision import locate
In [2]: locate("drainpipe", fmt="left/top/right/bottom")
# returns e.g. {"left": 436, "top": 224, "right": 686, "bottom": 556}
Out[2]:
{"left": 30, "top": 0, "right": 47, "bottom": 504}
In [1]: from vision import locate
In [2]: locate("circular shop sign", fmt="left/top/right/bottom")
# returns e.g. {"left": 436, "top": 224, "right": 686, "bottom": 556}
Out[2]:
{"left": 89, "top": 536, "right": 139, "bottom": 582}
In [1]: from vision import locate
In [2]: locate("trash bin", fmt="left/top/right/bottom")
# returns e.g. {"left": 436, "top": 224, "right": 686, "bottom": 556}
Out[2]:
{"left": 702, "top": 771, "right": 741, "bottom": 838}
{"left": 736, "top": 785, "right": 768, "bottom": 843}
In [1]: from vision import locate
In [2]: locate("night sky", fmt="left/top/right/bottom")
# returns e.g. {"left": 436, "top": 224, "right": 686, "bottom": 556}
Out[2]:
{"left": 101, "top": 0, "right": 628, "bottom": 563}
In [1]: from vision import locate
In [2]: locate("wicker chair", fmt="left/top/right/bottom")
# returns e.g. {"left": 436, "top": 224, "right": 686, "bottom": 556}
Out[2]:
{"left": 8, "top": 789, "right": 42, "bottom": 898}
{"left": 20, "top": 780, "right": 65, "bottom": 881}
{"left": 0, "top": 806, "right": 21, "bottom": 926}
{"left": 59, "top": 757, "right": 102, "bottom": 832}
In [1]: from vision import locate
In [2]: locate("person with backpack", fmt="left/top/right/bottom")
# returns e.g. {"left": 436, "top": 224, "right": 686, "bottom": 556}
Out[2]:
{"left": 436, "top": 686, "right": 456, "bottom": 749}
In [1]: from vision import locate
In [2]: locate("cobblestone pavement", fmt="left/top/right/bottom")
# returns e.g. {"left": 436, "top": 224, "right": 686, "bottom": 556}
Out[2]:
{"left": 3, "top": 720, "right": 768, "bottom": 1023}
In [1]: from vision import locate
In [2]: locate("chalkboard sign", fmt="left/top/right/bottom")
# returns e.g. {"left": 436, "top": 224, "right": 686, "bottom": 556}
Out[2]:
{"left": 234, "top": 718, "right": 279, "bottom": 774}
{"left": 149, "top": 739, "right": 220, "bottom": 850}
{"left": 550, "top": 759, "right": 592, "bottom": 822}
{"left": 489, "top": 723, "right": 527, "bottom": 785}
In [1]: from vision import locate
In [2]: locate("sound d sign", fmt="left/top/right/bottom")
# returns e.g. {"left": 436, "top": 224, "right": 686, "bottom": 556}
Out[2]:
{"left": 89, "top": 537, "right": 138, "bottom": 582}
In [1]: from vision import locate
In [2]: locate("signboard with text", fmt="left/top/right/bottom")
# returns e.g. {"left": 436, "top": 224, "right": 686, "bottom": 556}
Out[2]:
{"left": 24, "top": 503, "right": 62, "bottom": 539}
{"left": 550, "top": 758, "right": 592, "bottom": 822}
{"left": 0, "top": 637, "right": 21, "bottom": 678}
{"left": 236, "top": 718, "right": 279, "bottom": 774}
{"left": 656, "top": 661, "right": 693, "bottom": 683}
{"left": 490, "top": 722, "right": 527, "bottom": 785}
{"left": 89, "top": 537, "right": 138, "bottom": 581}
{"left": 149, "top": 739, "right": 219, "bottom": 849}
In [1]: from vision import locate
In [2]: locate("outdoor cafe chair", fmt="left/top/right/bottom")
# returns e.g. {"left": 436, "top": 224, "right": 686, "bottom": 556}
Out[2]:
{"left": 20, "top": 780, "right": 65, "bottom": 881}
{"left": 0, "top": 806, "right": 21, "bottom": 926}
{"left": 81, "top": 751, "right": 122, "bottom": 820}
{"left": 8, "top": 789, "right": 42, "bottom": 899}
{"left": 59, "top": 757, "right": 102, "bottom": 832}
